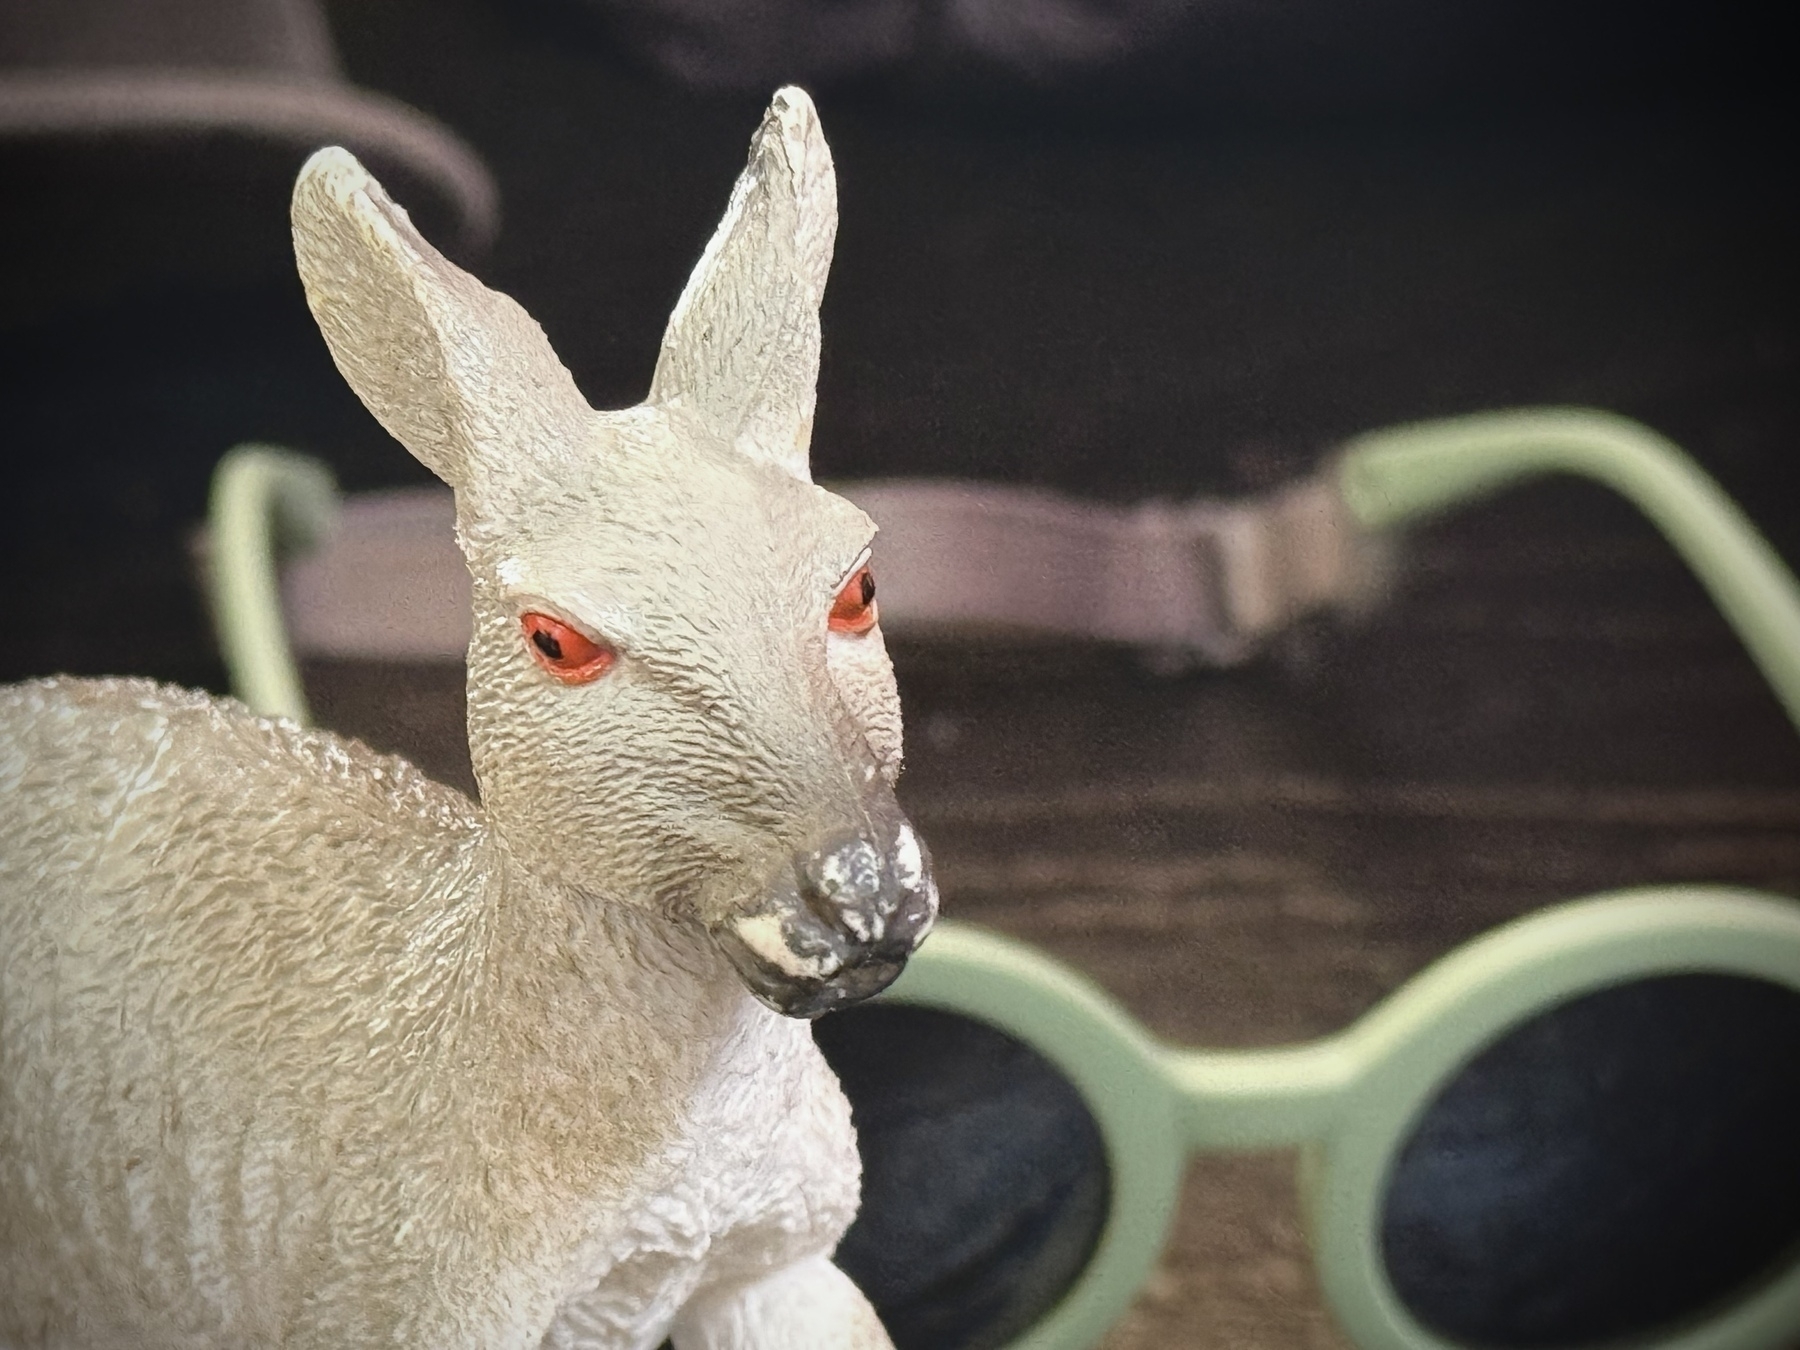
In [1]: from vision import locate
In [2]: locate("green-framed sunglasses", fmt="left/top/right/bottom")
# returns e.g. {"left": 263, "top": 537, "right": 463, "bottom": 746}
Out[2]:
{"left": 877, "top": 888, "right": 1800, "bottom": 1350}
{"left": 210, "top": 408, "right": 1800, "bottom": 1350}
{"left": 864, "top": 409, "right": 1800, "bottom": 1350}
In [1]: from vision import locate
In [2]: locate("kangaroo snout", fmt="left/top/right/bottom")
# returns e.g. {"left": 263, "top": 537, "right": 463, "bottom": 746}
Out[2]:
{"left": 714, "top": 803, "right": 938, "bottom": 1018}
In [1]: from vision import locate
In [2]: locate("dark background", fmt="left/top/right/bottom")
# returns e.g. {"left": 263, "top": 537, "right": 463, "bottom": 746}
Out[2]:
{"left": 4, "top": 1, "right": 1800, "bottom": 1344}
{"left": 4, "top": 0, "right": 1797, "bottom": 696}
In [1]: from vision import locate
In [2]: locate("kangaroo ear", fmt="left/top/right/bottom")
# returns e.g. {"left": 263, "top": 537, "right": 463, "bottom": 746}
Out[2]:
{"left": 291, "top": 147, "right": 591, "bottom": 498}
{"left": 648, "top": 87, "right": 835, "bottom": 483}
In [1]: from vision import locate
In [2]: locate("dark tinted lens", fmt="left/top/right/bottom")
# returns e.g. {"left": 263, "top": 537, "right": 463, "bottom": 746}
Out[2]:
{"left": 1381, "top": 974, "right": 1800, "bottom": 1347}
{"left": 815, "top": 1004, "right": 1109, "bottom": 1350}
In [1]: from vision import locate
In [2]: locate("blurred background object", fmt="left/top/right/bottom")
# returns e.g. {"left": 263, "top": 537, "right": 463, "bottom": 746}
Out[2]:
{"left": 1, "top": 0, "right": 497, "bottom": 319}
{"left": 3, "top": 0, "right": 1798, "bottom": 1344}
{"left": 561, "top": 0, "right": 1782, "bottom": 111}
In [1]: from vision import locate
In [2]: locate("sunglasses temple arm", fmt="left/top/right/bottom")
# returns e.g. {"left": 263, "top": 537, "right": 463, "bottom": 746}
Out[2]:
{"left": 1336, "top": 408, "right": 1800, "bottom": 736}
{"left": 205, "top": 445, "right": 339, "bottom": 727}
{"left": 1161, "top": 1039, "right": 1358, "bottom": 1150}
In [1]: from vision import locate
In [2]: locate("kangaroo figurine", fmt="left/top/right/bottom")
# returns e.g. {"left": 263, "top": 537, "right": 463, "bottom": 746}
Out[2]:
{"left": 0, "top": 87, "right": 935, "bottom": 1349}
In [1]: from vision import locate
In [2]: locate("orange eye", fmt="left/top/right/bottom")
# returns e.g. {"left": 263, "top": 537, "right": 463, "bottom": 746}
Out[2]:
{"left": 521, "top": 612, "right": 615, "bottom": 684}
{"left": 829, "top": 565, "right": 878, "bottom": 636}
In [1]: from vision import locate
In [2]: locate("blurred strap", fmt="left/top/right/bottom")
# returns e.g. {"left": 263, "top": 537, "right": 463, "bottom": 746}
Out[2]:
{"left": 210, "top": 408, "right": 1800, "bottom": 732}
{"left": 844, "top": 475, "right": 1389, "bottom": 666}
{"left": 261, "top": 473, "right": 1391, "bottom": 676}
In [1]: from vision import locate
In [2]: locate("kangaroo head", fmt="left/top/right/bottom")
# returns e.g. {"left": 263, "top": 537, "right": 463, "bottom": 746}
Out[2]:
{"left": 291, "top": 88, "right": 935, "bottom": 1016}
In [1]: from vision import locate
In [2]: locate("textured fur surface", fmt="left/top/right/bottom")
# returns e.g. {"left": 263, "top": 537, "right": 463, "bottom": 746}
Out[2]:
{"left": 0, "top": 87, "right": 913, "bottom": 1347}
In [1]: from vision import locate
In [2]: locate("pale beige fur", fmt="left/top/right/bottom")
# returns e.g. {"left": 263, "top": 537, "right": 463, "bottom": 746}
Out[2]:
{"left": 0, "top": 88, "right": 915, "bottom": 1348}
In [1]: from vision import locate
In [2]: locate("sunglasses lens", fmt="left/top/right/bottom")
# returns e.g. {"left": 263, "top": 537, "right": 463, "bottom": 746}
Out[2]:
{"left": 1381, "top": 973, "right": 1800, "bottom": 1347}
{"left": 815, "top": 1004, "right": 1110, "bottom": 1350}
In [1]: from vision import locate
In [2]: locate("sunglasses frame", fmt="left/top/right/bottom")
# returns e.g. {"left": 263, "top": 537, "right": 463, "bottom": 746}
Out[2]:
{"left": 881, "top": 408, "right": 1800, "bottom": 1350}
{"left": 889, "top": 888, "right": 1800, "bottom": 1350}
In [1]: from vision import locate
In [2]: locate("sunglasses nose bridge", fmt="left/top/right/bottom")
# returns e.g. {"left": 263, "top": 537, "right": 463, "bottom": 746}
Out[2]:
{"left": 1163, "top": 1039, "right": 1360, "bottom": 1153}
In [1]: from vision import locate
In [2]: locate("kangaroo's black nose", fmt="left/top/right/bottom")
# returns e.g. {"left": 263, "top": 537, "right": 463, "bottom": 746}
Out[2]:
{"left": 796, "top": 825, "right": 931, "bottom": 952}
{"left": 713, "top": 813, "right": 938, "bottom": 1018}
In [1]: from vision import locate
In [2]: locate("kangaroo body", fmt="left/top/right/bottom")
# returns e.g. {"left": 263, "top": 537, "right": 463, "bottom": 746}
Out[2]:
{"left": 0, "top": 679, "right": 858, "bottom": 1348}
{"left": 0, "top": 88, "right": 926, "bottom": 1348}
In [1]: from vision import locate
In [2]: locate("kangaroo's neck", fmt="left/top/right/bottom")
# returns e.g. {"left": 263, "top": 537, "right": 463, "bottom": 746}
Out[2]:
{"left": 422, "top": 828, "right": 802, "bottom": 1226}
{"left": 471, "top": 826, "right": 770, "bottom": 1072}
